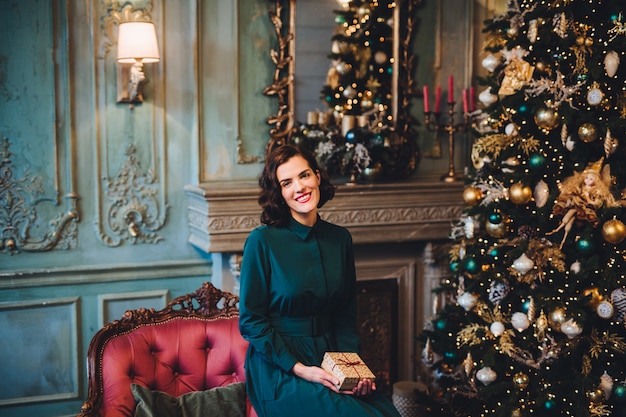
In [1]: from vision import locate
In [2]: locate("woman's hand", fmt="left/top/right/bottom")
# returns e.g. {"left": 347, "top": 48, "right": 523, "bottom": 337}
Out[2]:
{"left": 291, "top": 362, "right": 341, "bottom": 392}
{"left": 348, "top": 378, "right": 376, "bottom": 397}
{"left": 291, "top": 363, "right": 376, "bottom": 397}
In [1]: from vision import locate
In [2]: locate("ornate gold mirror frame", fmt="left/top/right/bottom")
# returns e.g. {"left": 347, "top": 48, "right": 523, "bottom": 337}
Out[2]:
{"left": 264, "top": 0, "right": 422, "bottom": 180}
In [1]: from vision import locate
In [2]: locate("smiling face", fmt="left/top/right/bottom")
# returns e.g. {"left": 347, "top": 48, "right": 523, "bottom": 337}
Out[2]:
{"left": 276, "top": 155, "right": 321, "bottom": 226}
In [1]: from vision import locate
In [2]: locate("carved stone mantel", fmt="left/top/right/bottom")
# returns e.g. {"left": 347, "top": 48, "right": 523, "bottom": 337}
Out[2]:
{"left": 184, "top": 177, "right": 464, "bottom": 253}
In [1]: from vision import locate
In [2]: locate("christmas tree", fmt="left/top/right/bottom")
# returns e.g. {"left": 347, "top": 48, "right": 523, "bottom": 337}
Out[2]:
{"left": 420, "top": 1, "right": 626, "bottom": 417}
{"left": 308, "top": 0, "right": 419, "bottom": 181}
{"left": 320, "top": 0, "right": 394, "bottom": 118}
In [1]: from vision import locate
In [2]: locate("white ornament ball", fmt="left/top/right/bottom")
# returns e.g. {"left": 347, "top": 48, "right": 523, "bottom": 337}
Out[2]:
{"left": 458, "top": 292, "right": 478, "bottom": 311}
{"left": 597, "top": 300, "right": 614, "bottom": 319}
{"left": 374, "top": 51, "right": 388, "bottom": 64}
{"left": 570, "top": 261, "right": 581, "bottom": 274}
{"left": 336, "top": 61, "right": 352, "bottom": 75}
{"left": 481, "top": 54, "right": 499, "bottom": 72}
{"left": 478, "top": 87, "right": 498, "bottom": 106}
{"left": 343, "top": 86, "right": 357, "bottom": 99}
{"left": 512, "top": 253, "right": 534, "bottom": 274}
{"left": 604, "top": 51, "right": 619, "bottom": 77}
{"left": 560, "top": 318, "right": 582, "bottom": 339}
{"left": 611, "top": 288, "right": 626, "bottom": 321}
{"left": 505, "top": 123, "right": 518, "bottom": 136}
{"left": 489, "top": 281, "right": 510, "bottom": 305}
{"left": 511, "top": 312, "right": 530, "bottom": 332}
{"left": 490, "top": 321, "right": 505, "bottom": 337}
{"left": 476, "top": 367, "right": 497, "bottom": 386}
{"left": 534, "top": 180, "right": 549, "bottom": 208}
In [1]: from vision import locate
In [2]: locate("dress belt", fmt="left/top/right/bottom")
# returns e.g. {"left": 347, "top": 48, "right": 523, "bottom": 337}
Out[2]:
{"left": 270, "top": 315, "right": 331, "bottom": 337}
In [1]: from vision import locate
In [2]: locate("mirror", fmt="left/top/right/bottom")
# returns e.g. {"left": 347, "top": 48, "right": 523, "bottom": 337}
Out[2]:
{"left": 264, "top": 0, "right": 422, "bottom": 181}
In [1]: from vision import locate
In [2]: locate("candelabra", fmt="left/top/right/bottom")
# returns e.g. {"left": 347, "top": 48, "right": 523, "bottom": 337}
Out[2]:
{"left": 423, "top": 102, "right": 470, "bottom": 182}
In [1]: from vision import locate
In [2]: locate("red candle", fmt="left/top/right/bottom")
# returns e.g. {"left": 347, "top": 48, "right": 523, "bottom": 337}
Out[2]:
{"left": 469, "top": 87, "right": 476, "bottom": 111}
{"left": 435, "top": 86, "right": 441, "bottom": 113}
{"left": 423, "top": 85, "right": 430, "bottom": 113}
{"left": 448, "top": 75, "right": 454, "bottom": 103}
{"left": 462, "top": 89, "right": 468, "bottom": 113}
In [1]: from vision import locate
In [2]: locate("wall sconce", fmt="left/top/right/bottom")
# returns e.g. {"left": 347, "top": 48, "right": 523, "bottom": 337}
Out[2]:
{"left": 116, "top": 21, "right": 160, "bottom": 104}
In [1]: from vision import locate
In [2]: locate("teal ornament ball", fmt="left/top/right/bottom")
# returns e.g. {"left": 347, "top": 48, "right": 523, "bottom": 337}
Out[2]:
{"left": 369, "top": 133, "right": 385, "bottom": 147}
{"left": 614, "top": 384, "right": 626, "bottom": 402}
{"left": 450, "top": 261, "right": 459, "bottom": 272}
{"left": 444, "top": 351, "right": 457, "bottom": 360}
{"left": 522, "top": 299, "right": 531, "bottom": 313}
{"left": 335, "top": 15, "right": 346, "bottom": 24}
{"left": 577, "top": 73, "right": 587, "bottom": 82}
{"left": 345, "top": 128, "right": 362, "bottom": 144}
{"left": 518, "top": 105, "right": 529, "bottom": 114}
{"left": 465, "top": 258, "right": 479, "bottom": 274}
{"left": 435, "top": 319, "right": 447, "bottom": 330}
{"left": 576, "top": 238, "right": 594, "bottom": 254}
{"left": 529, "top": 153, "right": 546, "bottom": 169}
{"left": 489, "top": 213, "right": 503, "bottom": 224}
{"left": 325, "top": 94, "right": 332, "bottom": 103}
{"left": 543, "top": 399, "right": 556, "bottom": 411}
{"left": 489, "top": 248, "right": 499, "bottom": 257}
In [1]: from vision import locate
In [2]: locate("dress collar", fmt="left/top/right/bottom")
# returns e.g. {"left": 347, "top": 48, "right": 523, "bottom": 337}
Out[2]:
{"left": 287, "top": 215, "right": 320, "bottom": 240}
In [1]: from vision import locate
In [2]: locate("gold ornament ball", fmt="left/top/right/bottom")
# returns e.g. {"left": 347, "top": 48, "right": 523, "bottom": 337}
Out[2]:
{"left": 463, "top": 186, "right": 483, "bottom": 206}
{"left": 549, "top": 307, "right": 567, "bottom": 330}
{"left": 511, "top": 409, "right": 523, "bottom": 417}
{"left": 602, "top": 218, "right": 626, "bottom": 244}
{"left": 507, "top": 27, "right": 518, "bottom": 37}
{"left": 513, "top": 372, "right": 530, "bottom": 390}
{"left": 582, "top": 287, "right": 603, "bottom": 307}
{"left": 578, "top": 123, "right": 599, "bottom": 143}
{"left": 534, "top": 107, "right": 561, "bottom": 131}
{"left": 535, "top": 60, "right": 550, "bottom": 74}
{"left": 509, "top": 183, "right": 533, "bottom": 205}
{"left": 588, "top": 388, "right": 604, "bottom": 404}
{"left": 485, "top": 219, "right": 507, "bottom": 238}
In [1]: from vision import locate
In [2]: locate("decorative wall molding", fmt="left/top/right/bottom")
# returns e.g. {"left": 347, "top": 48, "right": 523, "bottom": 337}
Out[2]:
{"left": 95, "top": 0, "right": 168, "bottom": 246}
{"left": 185, "top": 178, "right": 464, "bottom": 253}
{"left": 0, "top": 259, "right": 211, "bottom": 290}
{"left": 0, "top": 296, "right": 79, "bottom": 405}
{"left": 100, "top": 145, "right": 166, "bottom": 245}
{"left": 0, "top": 138, "right": 79, "bottom": 254}
{"left": 0, "top": 1, "right": 80, "bottom": 255}
{"left": 98, "top": 289, "right": 169, "bottom": 327}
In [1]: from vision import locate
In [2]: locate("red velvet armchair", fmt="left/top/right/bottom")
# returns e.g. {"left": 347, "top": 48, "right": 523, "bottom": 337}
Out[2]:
{"left": 78, "top": 282, "right": 257, "bottom": 417}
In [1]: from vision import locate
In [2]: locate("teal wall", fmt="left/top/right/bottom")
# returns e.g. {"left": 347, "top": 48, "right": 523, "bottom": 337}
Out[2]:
{"left": 0, "top": 0, "right": 478, "bottom": 416}
{"left": 0, "top": 1, "right": 268, "bottom": 416}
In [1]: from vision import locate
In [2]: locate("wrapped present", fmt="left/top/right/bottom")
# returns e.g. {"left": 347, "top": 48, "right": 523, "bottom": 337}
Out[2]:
{"left": 321, "top": 352, "right": 376, "bottom": 391}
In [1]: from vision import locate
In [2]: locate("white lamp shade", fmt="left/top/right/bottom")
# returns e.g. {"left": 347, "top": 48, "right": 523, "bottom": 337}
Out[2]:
{"left": 117, "top": 22, "right": 160, "bottom": 63}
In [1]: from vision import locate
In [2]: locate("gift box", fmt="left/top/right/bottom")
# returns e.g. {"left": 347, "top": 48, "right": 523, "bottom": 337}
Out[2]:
{"left": 321, "top": 352, "right": 376, "bottom": 391}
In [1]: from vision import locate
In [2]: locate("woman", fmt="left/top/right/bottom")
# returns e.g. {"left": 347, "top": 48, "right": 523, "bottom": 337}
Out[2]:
{"left": 239, "top": 145, "right": 401, "bottom": 417}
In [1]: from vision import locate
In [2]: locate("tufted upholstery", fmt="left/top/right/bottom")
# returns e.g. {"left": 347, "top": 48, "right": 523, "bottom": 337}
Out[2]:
{"left": 78, "top": 282, "right": 257, "bottom": 417}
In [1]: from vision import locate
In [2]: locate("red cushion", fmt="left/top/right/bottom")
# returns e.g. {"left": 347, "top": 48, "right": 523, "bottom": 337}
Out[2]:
{"left": 99, "top": 316, "right": 250, "bottom": 417}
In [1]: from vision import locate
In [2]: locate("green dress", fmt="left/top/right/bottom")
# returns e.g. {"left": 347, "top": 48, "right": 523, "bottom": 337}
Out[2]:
{"left": 239, "top": 216, "right": 401, "bottom": 417}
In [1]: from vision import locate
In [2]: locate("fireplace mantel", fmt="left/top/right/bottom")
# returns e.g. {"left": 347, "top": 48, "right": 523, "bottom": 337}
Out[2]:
{"left": 185, "top": 177, "right": 465, "bottom": 253}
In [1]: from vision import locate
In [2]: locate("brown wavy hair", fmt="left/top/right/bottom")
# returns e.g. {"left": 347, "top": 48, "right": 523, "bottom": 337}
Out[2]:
{"left": 258, "top": 144, "right": 335, "bottom": 226}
